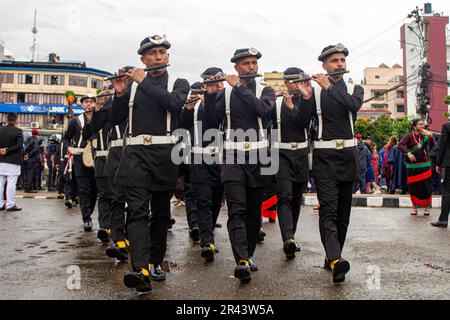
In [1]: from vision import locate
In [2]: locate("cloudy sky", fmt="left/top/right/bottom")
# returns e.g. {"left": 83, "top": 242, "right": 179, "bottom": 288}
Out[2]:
{"left": 1, "top": 0, "right": 449, "bottom": 83}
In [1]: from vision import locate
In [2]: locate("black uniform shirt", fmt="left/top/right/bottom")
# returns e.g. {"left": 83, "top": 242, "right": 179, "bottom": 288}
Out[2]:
{"left": 305, "top": 79, "right": 364, "bottom": 181}
{"left": 110, "top": 71, "right": 189, "bottom": 136}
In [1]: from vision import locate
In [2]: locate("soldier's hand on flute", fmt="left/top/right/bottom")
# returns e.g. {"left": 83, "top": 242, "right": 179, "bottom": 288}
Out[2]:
{"left": 126, "top": 68, "right": 146, "bottom": 84}
{"left": 111, "top": 68, "right": 129, "bottom": 96}
{"left": 312, "top": 73, "right": 331, "bottom": 91}
{"left": 184, "top": 94, "right": 199, "bottom": 110}
{"left": 283, "top": 90, "right": 295, "bottom": 110}
{"left": 95, "top": 86, "right": 109, "bottom": 111}
{"left": 225, "top": 75, "right": 240, "bottom": 88}
{"left": 295, "top": 74, "right": 313, "bottom": 100}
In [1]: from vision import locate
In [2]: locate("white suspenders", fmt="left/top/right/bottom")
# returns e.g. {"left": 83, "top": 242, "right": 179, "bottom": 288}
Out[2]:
{"left": 77, "top": 114, "right": 85, "bottom": 148}
{"left": 312, "top": 82, "right": 357, "bottom": 150}
{"left": 126, "top": 74, "right": 176, "bottom": 146}
{"left": 223, "top": 84, "right": 269, "bottom": 151}
{"left": 193, "top": 100, "right": 202, "bottom": 146}
{"left": 272, "top": 97, "right": 308, "bottom": 150}
{"left": 191, "top": 100, "right": 220, "bottom": 155}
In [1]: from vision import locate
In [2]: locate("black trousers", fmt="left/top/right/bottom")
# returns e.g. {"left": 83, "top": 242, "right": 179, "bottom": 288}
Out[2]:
{"left": 24, "top": 160, "right": 35, "bottom": 191}
{"left": 96, "top": 176, "right": 113, "bottom": 229}
{"left": 192, "top": 183, "right": 224, "bottom": 247}
{"left": 77, "top": 175, "right": 97, "bottom": 223}
{"left": 315, "top": 178, "right": 353, "bottom": 261}
{"left": 108, "top": 176, "right": 127, "bottom": 243}
{"left": 124, "top": 187, "right": 172, "bottom": 270}
{"left": 438, "top": 167, "right": 450, "bottom": 223}
{"left": 225, "top": 181, "right": 264, "bottom": 264}
{"left": 63, "top": 173, "right": 78, "bottom": 201}
{"left": 276, "top": 179, "right": 307, "bottom": 242}
{"left": 184, "top": 174, "right": 199, "bottom": 230}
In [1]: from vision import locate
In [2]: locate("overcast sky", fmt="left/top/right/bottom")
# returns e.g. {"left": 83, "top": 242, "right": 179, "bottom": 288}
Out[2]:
{"left": 1, "top": 0, "right": 449, "bottom": 84}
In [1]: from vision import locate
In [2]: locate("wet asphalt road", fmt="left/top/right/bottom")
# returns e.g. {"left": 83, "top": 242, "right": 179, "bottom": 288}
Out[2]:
{"left": 0, "top": 198, "right": 449, "bottom": 300}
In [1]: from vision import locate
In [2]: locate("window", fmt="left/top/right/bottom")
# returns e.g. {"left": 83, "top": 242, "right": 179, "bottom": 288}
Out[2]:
{"left": 91, "top": 78, "right": 103, "bottom": 89}
{"left": 69, "top": 75, "right": 87, "bottom": 87}
{"left": 0, "top": 72, "right": 14, "bottom": 84}
{"left": 18, "top": 73, "right": 40, "bottom": 84}
{"left": 43, "top": 94, "right": 64, "bottom": 104}
{"left": 44, "top": 74, "right": 65, "bottom": 85}
{"left": 393, "top": 75, "right": 404, "bottom": 82}
{"left": 25, "top": 93, "right": 40, "bottom": 104}
{"left": 397, "top": 105, "right": 405, "bottom": 113}
{"left": 16, "top": 93, "right": 40, "bottom": 104}
{"left": 0, "top": 92, "right": 14, "bottom": 103}
{"left": 396, "top": 91, "right": 404, "bottom": 99}
{"left": 375, "top": 75, "right": 380, "bottom": 79}
{"left": 17, "top": 93, "right": 25, "bottom": 103}
{"left": 372, "top": 104, "right": 386, "bottom": 110}
{"left": 371, "top": 90, "right": 386, "bottom": 101}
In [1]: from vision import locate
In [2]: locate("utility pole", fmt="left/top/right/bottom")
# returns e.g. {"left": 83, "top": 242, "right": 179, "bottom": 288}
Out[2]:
{"left": 407, "top": 5, "right": 432, "bottom": 125}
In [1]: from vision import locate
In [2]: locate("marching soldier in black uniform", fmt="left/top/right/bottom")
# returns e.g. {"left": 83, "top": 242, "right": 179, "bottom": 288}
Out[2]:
{"left": 82, "top": 95, "right": 114, "bottom": 244}
{"left": 59, "top": 137, "right": 78, "bottom": 208}
{"left": 204, "top": 48, "right": 276, "bottom": 282}
{"left": 63, "top": 95, "right": 98, "bottom": 232}
{"left": 304, "top": 44, "right": 364, "bottom": 283}
{"left": 270, "top": 67, "right": 313, "bottom": 260}
{"left": 110, "top": 35, "right": 189, "bottom": 293}
{"left": 86, "top": 83, "right": 130, "bottom": 260}
{"left": 180, "top": 74, "right": 225, "bottom": 262}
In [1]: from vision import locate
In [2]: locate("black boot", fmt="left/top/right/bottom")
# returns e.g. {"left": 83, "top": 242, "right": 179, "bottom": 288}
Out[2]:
{"left": 331, "top": 259, "right": 351, "bottom": 284}
{"left": 258, "top": 229, "right": 266, "bottom": 243}
{"left": 234, "top": 260, "right": 251, "bottom": 283}
{"left": 124, "top": 268, "right": 152, "bottom": 294}
{"left": 150, "top": 264, "right": 166, "bottom": 281}
{"left": 430, "top": 221, "right": 448, "bottom": 228}
{"left": 83, "top": 220, "right": 93, "bottom": 232}
{"left": 97, "top": 228, "right": 111, "bottom": 243}
{"left": 283, "top": 239, "right": 296, "bottom": 260}
{"left": 65, "top": 199, "right": 73, "bottom": 209}
{"left": 106, "top": 241, "right": 128, "bottom": 261}
{"left": 248, "top": 257, "right": 258, "bottom": 272}
{"left": 189, "top": 227, "right": 200, "bottom": 242}
{"left": 201, "top": 243, "right": 215, "bottom": 262}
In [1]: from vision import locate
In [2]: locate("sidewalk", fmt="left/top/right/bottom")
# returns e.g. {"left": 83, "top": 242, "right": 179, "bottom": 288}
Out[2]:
{"left": 15, "top": 190, "right": 443, "bottom": 208}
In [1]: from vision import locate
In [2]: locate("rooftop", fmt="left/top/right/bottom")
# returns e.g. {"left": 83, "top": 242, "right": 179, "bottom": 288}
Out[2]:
{"left": 0, "top": 60, "right": 112, "bottom": 76}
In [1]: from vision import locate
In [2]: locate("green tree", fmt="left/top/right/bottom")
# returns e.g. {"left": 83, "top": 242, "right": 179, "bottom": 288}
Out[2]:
{"left": 355, "top": 115, "right": 411, "bottom": 150}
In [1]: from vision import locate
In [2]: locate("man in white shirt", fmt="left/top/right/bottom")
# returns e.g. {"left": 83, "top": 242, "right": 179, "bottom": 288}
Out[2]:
{"left": 0, "top": 113, "right": 23, "bottom": 211}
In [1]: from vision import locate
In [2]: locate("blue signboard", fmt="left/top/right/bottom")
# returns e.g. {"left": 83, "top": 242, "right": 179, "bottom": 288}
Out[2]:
{"left": 0, "top": 103, "right": 84, "bottom": 115}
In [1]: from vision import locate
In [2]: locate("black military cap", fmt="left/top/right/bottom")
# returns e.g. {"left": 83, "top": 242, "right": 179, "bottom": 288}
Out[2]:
{"left": 138, "top": 34, "right": 171, "bottom": 55}
{"left": 282, "top": 67, "right": 305, "bottom": 81}
{"left": 318, "top": 43, "right": 349, "bottom": 62}
{"left": 190, "top": 82, "right": 204, "bottom": 94}
{"left": 80, "top": 94, "right": 96, "bottom": 103}
{"left": 200, "top": 67, "right": 224, "bottom": 79}
{"left": 230, "top": 47, "right": 262, "bottom": 63}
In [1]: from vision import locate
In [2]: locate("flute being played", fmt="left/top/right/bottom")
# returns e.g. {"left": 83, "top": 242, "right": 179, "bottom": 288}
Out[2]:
{"left": 275, "top": 90, "right": 303, "bottom": 98}
{"left": 289, "top": 70, "right": 349, "bottom": 83}
{"left": 202, "top": 73, "right": 262, "bottom": 84}
{"left": 104, "top": 64, "right": 170, "bottom": 81}
{"left": 184, "top": 97, "right": 201, "bottom": 105}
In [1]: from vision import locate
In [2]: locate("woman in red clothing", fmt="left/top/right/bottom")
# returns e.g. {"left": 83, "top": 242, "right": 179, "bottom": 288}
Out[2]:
{"left": 371, "top": 144, "right": 380, "bottom": 186}
{"left": 398, "top": 119, "right": 436, "bottom": 216}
